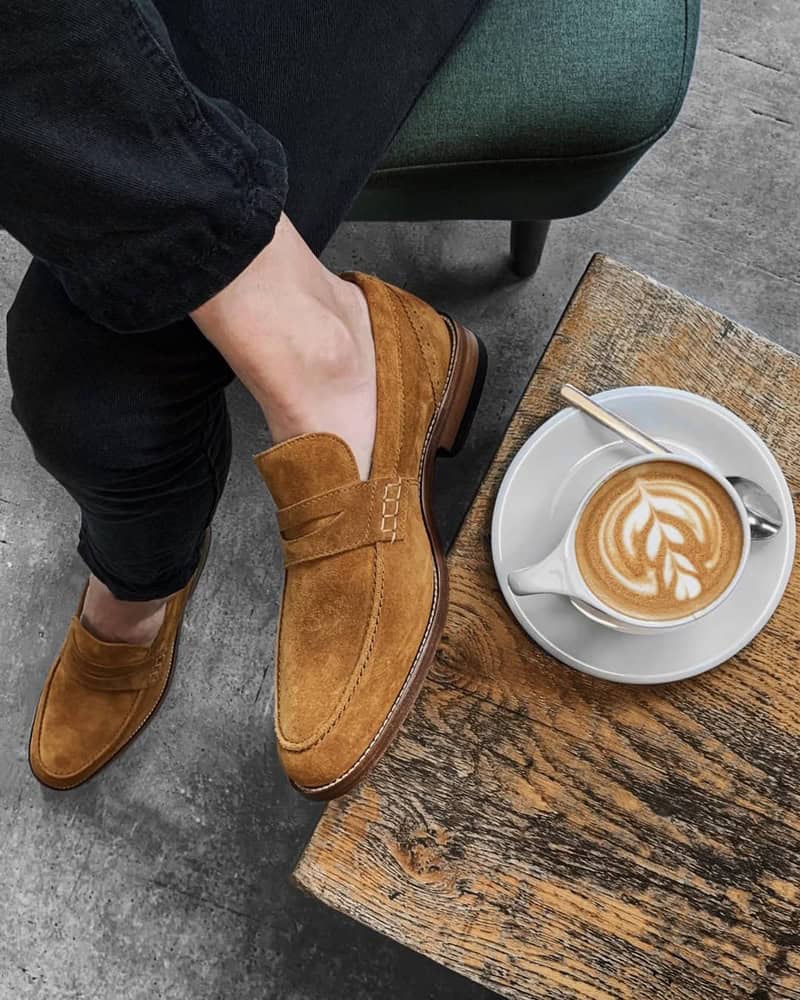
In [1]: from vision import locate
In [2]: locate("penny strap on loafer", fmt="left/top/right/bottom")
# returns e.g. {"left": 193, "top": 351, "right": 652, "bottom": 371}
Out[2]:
{"left": 275, "top": 475, "right": 415, "bottom": 566}
{"left": 61, "top": 618, "right": 164, "bottom": 691}
{"left": 254, "top": 433, "right": 418, "bottom": 567}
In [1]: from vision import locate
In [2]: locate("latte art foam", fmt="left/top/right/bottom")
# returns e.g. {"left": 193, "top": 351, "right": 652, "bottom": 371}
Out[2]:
{"left": 600, "top": 479, "right": 721, "bottom": 600}
{"left": 575, "top": 461, "right": 744, "bottom": 621}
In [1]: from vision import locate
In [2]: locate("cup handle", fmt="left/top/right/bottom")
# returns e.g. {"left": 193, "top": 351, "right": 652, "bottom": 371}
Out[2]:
{"left": 507, "top": 545, "right": 571, "bottom": 597}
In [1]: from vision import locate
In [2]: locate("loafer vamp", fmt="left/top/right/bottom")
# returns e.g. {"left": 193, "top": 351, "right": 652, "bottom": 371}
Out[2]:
{"left": 275, "top": 505, "right": 435, "bottom": 790}
{"left": 32, "top": 664, "right": 141, "bottom": 782}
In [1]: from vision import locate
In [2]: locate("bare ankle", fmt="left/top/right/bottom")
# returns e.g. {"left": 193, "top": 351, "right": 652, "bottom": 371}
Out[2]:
{"left": 191, "top": 214, "right": 376, "bottom": 478}
{"left": 191, "top": 216, "right": 368, "bottom": 400}
{"left": 260, "top": 292, "right": 371, "bottom": 421}
{"left": 81, "top": 576, "right": 169, "bottom": 646}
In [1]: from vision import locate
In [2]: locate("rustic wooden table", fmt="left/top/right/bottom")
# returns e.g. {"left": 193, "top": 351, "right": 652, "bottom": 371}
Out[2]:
{"left": 294, "top": 256, "right": 800, "bottom": 1000}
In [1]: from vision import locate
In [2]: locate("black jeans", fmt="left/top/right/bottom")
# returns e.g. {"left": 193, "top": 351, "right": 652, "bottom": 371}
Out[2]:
{"left": 4, "top": 0, "right": 483, "bottom": 599}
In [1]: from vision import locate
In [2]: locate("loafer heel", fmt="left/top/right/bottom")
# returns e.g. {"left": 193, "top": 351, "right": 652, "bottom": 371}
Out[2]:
{"left": 436, "top": 320, "right": 488, "bottom": 458}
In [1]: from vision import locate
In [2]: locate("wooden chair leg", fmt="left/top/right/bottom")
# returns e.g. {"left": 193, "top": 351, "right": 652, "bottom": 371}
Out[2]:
{"left": 509, "top": 220, "right": 551, "bottom": 278}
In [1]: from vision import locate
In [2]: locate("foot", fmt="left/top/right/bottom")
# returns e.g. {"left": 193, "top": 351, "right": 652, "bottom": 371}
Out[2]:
{"left": 81, "top": 575, "right": 169, "bottom": 646}
{"left": 191, "top": 214, "right": 376, "bottom": 479}
{"left": 260, "top": 277, "right": 376, "bottom": 480}
{"left": 253, "top": 273, "right": 485, "bottom": 799}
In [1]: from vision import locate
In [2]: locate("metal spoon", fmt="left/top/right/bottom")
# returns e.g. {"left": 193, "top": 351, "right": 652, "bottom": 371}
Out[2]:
{"left": 560, "top": 384, "right": 782, "bottom": 540}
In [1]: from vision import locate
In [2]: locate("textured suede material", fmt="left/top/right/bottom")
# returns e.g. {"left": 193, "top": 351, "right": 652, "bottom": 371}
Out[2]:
{"left": 277, "top": 547, "right": 378, "bottom": 748}
{"left": 272, "top": 475, "right": 413, "bottom": 566}
{"left": 29, "top": 550, "right": 203, "bottom": 789}
{"left": 63, "top": 615, "right": 167, "bottom": 691}
{"left": 256, "top": 433, "right": 360, "bottom": 509}
{"left": 254, "top": 272, "right": 455, "bottom": 792}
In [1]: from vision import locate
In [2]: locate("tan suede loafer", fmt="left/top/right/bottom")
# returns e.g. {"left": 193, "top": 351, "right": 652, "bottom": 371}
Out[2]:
{"left": 255, "top": 273, "right": 486, "bottom": 799}
{"left": 28, "top": 532, "right": 210, "bottom": 789}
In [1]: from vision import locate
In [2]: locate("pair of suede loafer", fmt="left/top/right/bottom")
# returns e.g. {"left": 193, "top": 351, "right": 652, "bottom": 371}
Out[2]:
{"left": 29, "top": 273, "right": 486, "bottom": 798}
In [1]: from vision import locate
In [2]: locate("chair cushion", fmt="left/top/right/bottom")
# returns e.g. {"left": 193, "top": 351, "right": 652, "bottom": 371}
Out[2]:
{"left": 351, "top": 0, "right": 698, "bottom": 220}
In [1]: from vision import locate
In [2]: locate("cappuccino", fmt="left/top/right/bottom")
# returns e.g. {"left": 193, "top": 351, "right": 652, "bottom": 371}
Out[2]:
{"left": 575, "top": 460, "right": 744, "bottom": 621}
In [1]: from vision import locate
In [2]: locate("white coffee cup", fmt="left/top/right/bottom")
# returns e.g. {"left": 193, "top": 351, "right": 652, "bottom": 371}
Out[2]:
{"left": 507, "top": 454, "right": 751, "bottom": 634}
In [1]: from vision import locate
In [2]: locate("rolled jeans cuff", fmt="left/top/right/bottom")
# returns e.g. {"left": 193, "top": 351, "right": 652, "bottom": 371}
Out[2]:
{"left": 77, "top": 525, "right": 207, "bottom": 602}
{"left": 45, "top": 107, "right": 288, "bottom": 334}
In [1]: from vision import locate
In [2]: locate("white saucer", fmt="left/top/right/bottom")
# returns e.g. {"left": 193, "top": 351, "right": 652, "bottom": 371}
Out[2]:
{"left": 491, "top": 386, "right": 796, "bottom": 684}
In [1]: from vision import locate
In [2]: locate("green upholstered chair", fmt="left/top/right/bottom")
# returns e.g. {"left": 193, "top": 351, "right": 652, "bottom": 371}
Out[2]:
{"left": 350, "top": 0, "right": 700, "bottom": 276}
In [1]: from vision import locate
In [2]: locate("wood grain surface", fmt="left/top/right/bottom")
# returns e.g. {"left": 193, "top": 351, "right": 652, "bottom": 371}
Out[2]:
{"left": 294, "top": 256, "right": 800, "bottom": 1000}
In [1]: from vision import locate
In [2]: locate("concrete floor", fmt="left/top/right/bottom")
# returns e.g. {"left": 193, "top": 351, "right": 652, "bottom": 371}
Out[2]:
{"left": 2, "top": 1, "right": 799, "bottom": 998}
